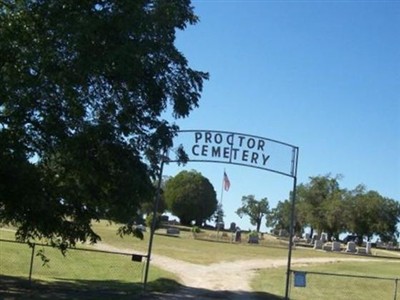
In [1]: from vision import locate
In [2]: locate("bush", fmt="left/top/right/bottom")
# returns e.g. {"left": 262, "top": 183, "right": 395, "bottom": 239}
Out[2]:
{"left": 191, "top": 226, "right": 201, "bottom": 233}
{"left": 249, "top": 231, "right": 259, "bottom": 238}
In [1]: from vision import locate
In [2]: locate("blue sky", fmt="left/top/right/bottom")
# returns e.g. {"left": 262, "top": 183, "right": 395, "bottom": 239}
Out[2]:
{"left": 163, "top": 0, "right": 400, "bottom": 232}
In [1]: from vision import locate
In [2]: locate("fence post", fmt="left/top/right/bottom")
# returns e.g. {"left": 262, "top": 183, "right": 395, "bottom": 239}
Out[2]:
{"left": 394, "top": 278, "right": 398, "bottom": 300}
{"left": 29, "top": 243, "right": 35, "bottom": 285}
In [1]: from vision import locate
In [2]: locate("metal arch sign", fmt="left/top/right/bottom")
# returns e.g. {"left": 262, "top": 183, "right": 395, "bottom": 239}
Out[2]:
{"left": 145, "top": 129, "right": 299, "bottom": 300}
{"left": 171, "top": 130, "right": 298, "bottom": 178}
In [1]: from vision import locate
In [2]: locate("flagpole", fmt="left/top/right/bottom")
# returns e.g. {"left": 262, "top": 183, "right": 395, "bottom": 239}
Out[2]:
{"left": 220, "top": 168, "right": 225, "bottom": 208}
{"left": 217, "top": 169, "right": 225, "bottom": 238}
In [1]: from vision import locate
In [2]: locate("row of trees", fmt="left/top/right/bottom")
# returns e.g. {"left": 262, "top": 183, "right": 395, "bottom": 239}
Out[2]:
{"left": 267, "top": 175, "right": 400, "bottom": 243}
{"left": 158, "top": 171, "right": 399, "bottom": 244}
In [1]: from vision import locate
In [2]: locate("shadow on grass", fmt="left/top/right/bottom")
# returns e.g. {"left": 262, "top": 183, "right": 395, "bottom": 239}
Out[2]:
{"left": 0, "top": 275, "right": 284, "bottom": 299}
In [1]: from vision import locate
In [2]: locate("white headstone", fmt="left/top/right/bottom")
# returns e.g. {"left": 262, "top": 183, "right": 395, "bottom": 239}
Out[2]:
{"left": 166, "top": 227, "right": 180, "bottom": 235}
{"left": 323, "top": 244, "right": 331, "bottom": 251}
{"left": 320, "top": 233, "right": 327, "bottom": 243}
{"left": 332, "top": 241, "right": 341, "bottom": 251}
{"left": 365, "top": 242, "right": 372, "bottom": 254}
{"left": 346, "top": 241, "right": 356, "bottom": 252}
{"left": 357, "top": 247, "right": 367, "bottom": 254}
{"left": 314, "top": 240, "right": 323, "bottom": 250}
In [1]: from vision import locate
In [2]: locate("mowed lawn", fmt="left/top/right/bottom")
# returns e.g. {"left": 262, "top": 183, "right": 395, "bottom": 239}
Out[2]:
{"left": 74, "top": 221, "right": 400, "bottom": 300}
{"left": 0, "top": 227, "right": 180, "bottom": 299}
{"left": 1, "top": 221, "right": 399, "bottom": 299}
{"left": 91, "top": 220, "right": 349, "bottom": 264}
{"left": 252, "top": 260, "right": 400, "bottom": 300}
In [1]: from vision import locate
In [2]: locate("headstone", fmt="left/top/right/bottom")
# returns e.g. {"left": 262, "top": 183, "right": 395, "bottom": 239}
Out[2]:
{"left": 305, "top": 233, "right": 311, "bottom": 243}
{"left": 229, "top": 222, "right": 236, "bottom": 231}
{"left": 332, "top": 241, "right": 341, "bottom": 252}
{"left": 320, "top": 233, "right": 327, "bottom": 243}
{"left": 248, "top": 235, "right": 259, "bottom": 244}
{"left": 314, "top": 240, "right": 323, "bottom": 250}
{"left": 357, "top": 247, "right": 367, "bottom": 254}
{"left": 235, "top": 228, "right": 241, "bottom": 242}
{"left": 346, "top": 241, "right": 356, "bottom": 252}
{"left": 366, "top": 242, "right": 372, "bottom": 254}
{"left": 322, "top": 244, "right": 331, "bottom": 251}
{"left": 166, "top": 227, "right": 180, "bottom": 235}
{"left": 312, "top": 233, "right": 319, "bottom": 244}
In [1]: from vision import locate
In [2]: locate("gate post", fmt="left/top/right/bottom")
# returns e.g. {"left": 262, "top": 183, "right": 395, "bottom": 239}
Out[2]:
{"left": 143, "top": 155, "right": 167, "bottom": 290}
{"left": 29, "top": 243, "right": 35, "bottom": 285}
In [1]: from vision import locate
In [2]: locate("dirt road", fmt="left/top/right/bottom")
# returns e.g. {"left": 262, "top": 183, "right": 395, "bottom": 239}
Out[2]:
{"left": 94, "top": 242, "right": 382, "bottom": 299}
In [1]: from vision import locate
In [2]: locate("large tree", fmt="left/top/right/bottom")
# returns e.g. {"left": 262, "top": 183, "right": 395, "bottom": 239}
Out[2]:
{"left": 345, "top": 186, "right": 400, "bottom": 242}
{"left": 0, "top": 0, "right": 208, "bottom": 249}
{"left": 164, "top": 170, "right": 217, "bottom": 226}
{"left": 297, "top": 174, "right": 345, "bottom": 240}
{"left": 266, "top": 199, "right": 303, "bottom": 235}
{"left": 236, "top": 195, "right": 269, "bottom": 232}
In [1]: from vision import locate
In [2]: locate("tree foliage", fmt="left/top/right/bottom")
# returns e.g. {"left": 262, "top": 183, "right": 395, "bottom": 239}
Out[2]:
{"left": 0, "top": 0, "right": 208, "bottom": 249}
{"left": 296, "top": 174, "right": 344, "bottom": 240}
{"left": 270, "top": 174, "right": 399, "bottom": 243}
{"left": 213, "top": 203, "right": 225, "bottom": 227}
{"left": 164, "top": 170, "right": 217, "bottom": 226}
{"left": 267, "top": 199, "right": 302, "bottom": 235}
{"left": 236, "top": 195, "right": 269, "bottom": 232}
{"left": 345, "top": 186, "right": 400, "bottom": 242}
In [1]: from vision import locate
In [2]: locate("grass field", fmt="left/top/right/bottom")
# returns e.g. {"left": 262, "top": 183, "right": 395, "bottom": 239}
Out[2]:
{"left": 1, "top": 221, "right": 399, "bottom": 299}
{"left": 252, "top": 260, "right": 400, "bottom": 299}
{"left": 0, "top": 226, "right": 180, "bottom": 299}
{"left": 91, "top": 221, "right": 351, "bottom": 264}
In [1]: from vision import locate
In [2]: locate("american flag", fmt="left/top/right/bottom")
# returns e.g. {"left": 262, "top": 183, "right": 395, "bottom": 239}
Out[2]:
{"left": 223, "top": 171, "right": 231, "bottom": 191}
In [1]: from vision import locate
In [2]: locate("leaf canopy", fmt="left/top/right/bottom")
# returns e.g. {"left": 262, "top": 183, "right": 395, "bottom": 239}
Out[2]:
{"left": 0, "top": 0, "right": 208, "bottom": 248}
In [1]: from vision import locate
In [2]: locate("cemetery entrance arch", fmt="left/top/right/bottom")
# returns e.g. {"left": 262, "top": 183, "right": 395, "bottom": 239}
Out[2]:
{"left": 144, "top": 130, "right": 299, "bottom": 299}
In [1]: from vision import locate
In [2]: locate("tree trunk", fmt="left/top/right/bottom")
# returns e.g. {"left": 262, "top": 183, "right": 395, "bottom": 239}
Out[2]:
{"left": 256, "top": 220, "right": 261, "bottom": 232}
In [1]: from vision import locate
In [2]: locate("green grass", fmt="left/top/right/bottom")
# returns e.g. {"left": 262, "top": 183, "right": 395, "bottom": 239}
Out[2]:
{"left": 251, "top": 260, "right": 400, "bottom": 300}
{"left": 2, "top": 222, "right": 399, "bottom": 299}
{"left": 91, "top": 220, "right": 349, "bottom": 264}
{"left": 0, "top": 227, "right": 180, "bottom": 299}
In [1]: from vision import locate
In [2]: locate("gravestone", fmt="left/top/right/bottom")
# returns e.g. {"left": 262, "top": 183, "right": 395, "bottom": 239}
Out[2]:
{"left": 314, "top": 240, "right": 323, "bottom": 250}
{"left": 311, "top": 234, "right": 319, "bottom": 245}
{"left": 346, "top": 241, "right": 356, "bottom": 253}
{"left": 332, "top": 241, "right": 341, "bottom": 252}
{"left": 322, "top": 244, "right": 331, "bottom": 251}
{"left": 235, "top": 229, "right": 241, "bottom": 242}
{"left": 320, "top": 233, "right": 327, "bottom": 243}
{"left": 248, "top": 235, "right": 259, "bottom": 244}
{"left": 357, "top": 247, "right": 367, "bottom": 254}
{"left": 366, "top": 242, "right": 372, "bottom": 254}
{"left": 166, "top": 227, "right": 180, "bottom": 235}
{"left": 229, "top": 222, "right": 236, "bottom": 231}
{"left": 305, "top": 233, "right": 311, "bottom": 243}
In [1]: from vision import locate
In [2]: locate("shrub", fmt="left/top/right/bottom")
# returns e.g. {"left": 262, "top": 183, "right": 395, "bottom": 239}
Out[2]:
{"left": 191, "top": 226, "right": 201, "bottom": 233}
